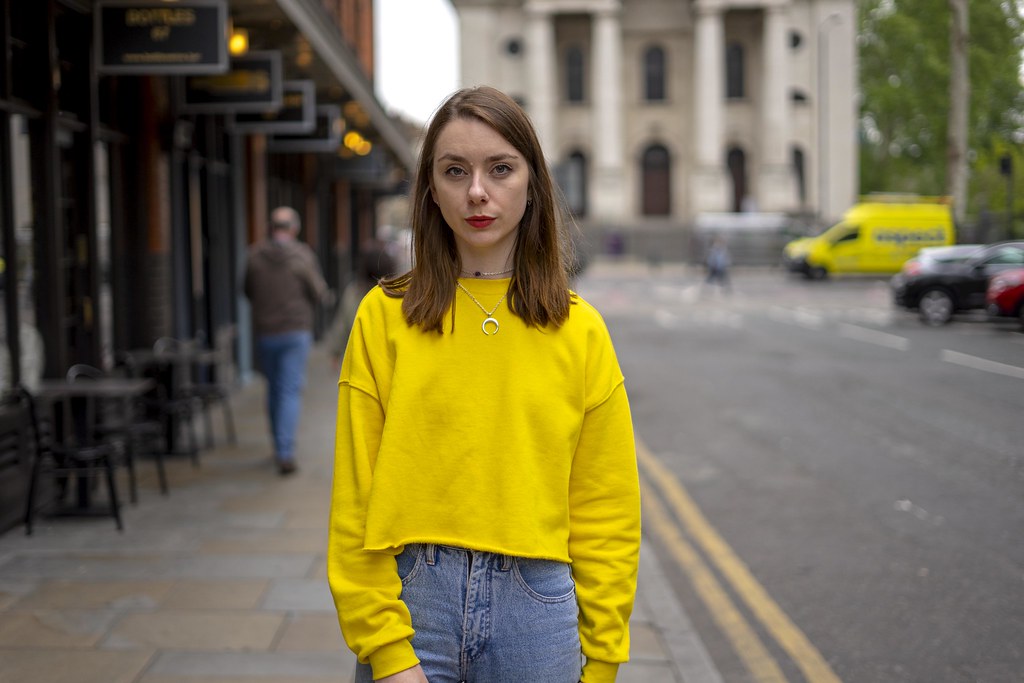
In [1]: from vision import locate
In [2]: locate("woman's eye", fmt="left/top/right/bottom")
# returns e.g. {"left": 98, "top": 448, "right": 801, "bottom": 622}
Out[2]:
{"left": 444, "top": 166, "right": 466, "bottom": 177}
{"left": 493, "top": 163, "right": 512, "bottom": 175}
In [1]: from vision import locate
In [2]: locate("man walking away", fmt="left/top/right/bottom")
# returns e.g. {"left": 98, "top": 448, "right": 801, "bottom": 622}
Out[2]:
{"left": 244, "top": 206, "right": 330, "bottom": 475}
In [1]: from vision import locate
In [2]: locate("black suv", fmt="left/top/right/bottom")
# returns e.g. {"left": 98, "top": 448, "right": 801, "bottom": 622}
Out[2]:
{"left": 893, "top": 240, "right": 1024, "bottom": 325}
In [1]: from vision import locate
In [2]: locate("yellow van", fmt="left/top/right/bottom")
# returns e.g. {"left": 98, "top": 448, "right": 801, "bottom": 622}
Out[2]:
{"left": 783, "top": 196, "right": 955, "bottom": 278}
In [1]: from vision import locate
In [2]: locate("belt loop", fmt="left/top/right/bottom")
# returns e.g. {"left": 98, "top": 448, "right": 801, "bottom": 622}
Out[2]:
{"left": 500, "top": 553, "right": 513, "bottom": 572}
{"left": 425, "top": 543, "right": 437, "bottom": 566}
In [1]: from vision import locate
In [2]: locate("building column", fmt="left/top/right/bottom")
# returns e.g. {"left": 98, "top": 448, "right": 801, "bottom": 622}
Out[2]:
{"left": 591, "top": 5, "right": 626, "bottom": 220}
{"left": 690, "top": 2, "right": 729, "bottom": 213}
{"left": 758, "top": 4, "right": 794, "bottom": 211}
{"left": 457, "top": 5, "right": 497, "bottom": 95}
{"left": 525, "top": 5, "right": 557, "bottom": 156}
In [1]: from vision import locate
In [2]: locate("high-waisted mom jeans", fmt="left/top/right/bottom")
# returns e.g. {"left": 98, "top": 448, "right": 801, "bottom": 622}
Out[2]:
{"left": 354, "top": 544, "right": 582, "bottom": 683}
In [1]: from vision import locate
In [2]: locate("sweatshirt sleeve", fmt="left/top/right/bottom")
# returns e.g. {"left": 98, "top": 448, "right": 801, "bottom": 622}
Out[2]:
{"left": 569, "top": 376, "right": 641, "bottom": 682}
{"left": 327, "top": 313, "right": 419, "bottom": 679}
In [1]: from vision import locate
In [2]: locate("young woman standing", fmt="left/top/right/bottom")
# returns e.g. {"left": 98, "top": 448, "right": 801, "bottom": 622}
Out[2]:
{"left": 328, "top": 86, "right": 641, "bottom": 683}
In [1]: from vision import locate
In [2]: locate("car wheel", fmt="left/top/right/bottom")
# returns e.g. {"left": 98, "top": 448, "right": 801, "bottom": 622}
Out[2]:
{"left": 918, "top": 289, "right": 954, "bottom": 326}
{"left": 808, "top": 266, "right": 828, "bottom": 280}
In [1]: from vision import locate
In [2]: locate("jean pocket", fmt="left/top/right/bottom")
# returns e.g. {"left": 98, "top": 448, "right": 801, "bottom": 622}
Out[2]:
{"left": 512, "top": 557, "right": 576, "bottom": 603}
{"left": 395, "top": 544, "right": 423, "bottom": 585}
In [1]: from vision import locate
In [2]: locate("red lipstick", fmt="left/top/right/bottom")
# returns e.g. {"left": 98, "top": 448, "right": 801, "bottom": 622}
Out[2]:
{"left": 466, "top": 215, "right": 495, "bottom": 229}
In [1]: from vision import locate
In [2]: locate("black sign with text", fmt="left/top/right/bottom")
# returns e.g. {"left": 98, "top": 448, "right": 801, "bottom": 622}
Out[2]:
{"left": 96, "top": 0, "right": 227, "bottom": 74}
{"left": 181, "top": 52, "right": 283, "bottom": 113}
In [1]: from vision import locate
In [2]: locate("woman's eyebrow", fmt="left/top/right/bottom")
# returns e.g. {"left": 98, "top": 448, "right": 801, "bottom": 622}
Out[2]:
{"left": 436, "top": 152, "right": 521, "bottom": 163}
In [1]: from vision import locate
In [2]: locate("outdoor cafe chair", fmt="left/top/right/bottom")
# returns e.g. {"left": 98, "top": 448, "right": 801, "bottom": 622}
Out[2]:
{"left": 67, "top": 363, "right": 170, "bottom": 499}
{"left": 187, "top": 326, "right": 238, "bottom": 448}
{"left": 122, "top": 340, "right": 201, "bottom": 467}
{"left": 18, "top": 384, "right": 123, "bottom": 535}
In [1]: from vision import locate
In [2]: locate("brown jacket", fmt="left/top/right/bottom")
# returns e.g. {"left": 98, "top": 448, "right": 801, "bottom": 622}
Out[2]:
{"left": 244, "top": 237, "right": 329, "bottom": 336}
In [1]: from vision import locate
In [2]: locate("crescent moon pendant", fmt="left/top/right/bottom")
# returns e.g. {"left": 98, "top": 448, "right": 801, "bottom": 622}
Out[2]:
{"left": 482, "top": 317, "right": 500, "bottom": 335}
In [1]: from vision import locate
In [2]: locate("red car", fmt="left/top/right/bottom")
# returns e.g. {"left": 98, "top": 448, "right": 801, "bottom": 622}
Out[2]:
{"left": 986, "top": 267, "right": 1024, "bottom": 328}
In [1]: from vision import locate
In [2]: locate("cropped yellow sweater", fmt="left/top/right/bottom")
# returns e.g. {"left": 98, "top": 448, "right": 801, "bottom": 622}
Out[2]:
{"left": 328, "top": 278, "right": 641, "bottom": 683}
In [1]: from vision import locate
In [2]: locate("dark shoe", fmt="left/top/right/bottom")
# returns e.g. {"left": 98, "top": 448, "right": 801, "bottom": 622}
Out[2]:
{"left": 277, "top": 460, "right": 298, "bottom": 476}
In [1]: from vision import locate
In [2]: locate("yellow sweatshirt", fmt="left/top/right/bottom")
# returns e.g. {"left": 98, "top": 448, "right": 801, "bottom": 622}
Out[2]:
{"left": 328, "top": 278, "right": 641, "bottom": 683}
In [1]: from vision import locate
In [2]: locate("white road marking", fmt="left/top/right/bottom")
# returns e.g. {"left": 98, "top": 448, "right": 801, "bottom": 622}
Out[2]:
{"left": 940, "top": 349, "right": 1024, "bottom": 380}
{"left": 838, "top": 324, "right": 909, "bottom": 351}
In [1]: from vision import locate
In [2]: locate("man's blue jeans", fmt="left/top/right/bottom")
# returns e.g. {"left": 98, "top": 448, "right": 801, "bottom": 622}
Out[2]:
{"left": 255, "top": 330, "right": 312, "bottom": 462}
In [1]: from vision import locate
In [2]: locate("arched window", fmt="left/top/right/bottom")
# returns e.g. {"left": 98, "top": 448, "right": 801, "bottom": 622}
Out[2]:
{"left": 792, "top": 146, "right": 807, "bottom": 207}
{"left": 643, "top": 45, "right": 666, "bottom": 101}
{"left": 566, "top": 46, "right": 584, "bottom": 103}
{"left": 726, "top": 43, "right": 745, "bottom": 99}
{"left": 727, "top": 147, "right": 747, "bottom": 212}
{"left": 641, "top": 144, "right": 671, "bottom": 216}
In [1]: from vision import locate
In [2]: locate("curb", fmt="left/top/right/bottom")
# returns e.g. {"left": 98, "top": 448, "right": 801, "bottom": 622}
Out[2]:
{"left": 638, "top": 541, "right": 724, "bottom": 683}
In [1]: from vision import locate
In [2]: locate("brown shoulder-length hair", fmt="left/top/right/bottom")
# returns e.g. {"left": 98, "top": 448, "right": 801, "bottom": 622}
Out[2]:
{"left": 380, "top": 86, "right": 573, "bottom": 333}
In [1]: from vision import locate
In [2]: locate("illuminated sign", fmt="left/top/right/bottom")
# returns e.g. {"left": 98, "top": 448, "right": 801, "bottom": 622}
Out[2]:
{"left": 95, "top": 0, "right": 228, "bottom": 74}
{"left": 230, "top": 81, "right": 317, "bottom": 134}
{"left": 180, "top": 52, "right": 283, "bottom": 113}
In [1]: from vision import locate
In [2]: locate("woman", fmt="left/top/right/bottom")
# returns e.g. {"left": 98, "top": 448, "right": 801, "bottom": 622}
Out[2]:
{"left": 328, "top": 86, "right": 640, "bottom": 683}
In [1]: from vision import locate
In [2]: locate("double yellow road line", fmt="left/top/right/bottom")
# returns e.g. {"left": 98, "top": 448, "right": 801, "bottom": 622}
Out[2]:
{"left": 637, "top": 439, "right": 842, "bottom": 683}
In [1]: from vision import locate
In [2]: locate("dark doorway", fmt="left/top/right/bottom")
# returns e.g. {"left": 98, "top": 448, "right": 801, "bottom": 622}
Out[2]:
{"left": 642, "top": 145, "right": 671, "bottom": 216}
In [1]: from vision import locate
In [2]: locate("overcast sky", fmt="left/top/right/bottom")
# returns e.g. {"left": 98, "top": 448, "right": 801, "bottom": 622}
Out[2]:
{"left": 374, "top": 0, "right": 459, "bottom": 125}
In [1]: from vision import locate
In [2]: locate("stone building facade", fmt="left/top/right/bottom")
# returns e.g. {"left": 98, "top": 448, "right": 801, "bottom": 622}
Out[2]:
{"left": 449, "top": 0, "right": 858, "bottom": 259}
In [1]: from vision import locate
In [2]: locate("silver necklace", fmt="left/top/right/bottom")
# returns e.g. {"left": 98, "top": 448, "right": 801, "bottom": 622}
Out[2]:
{"left": 460, "top": 268, "right": 513, "bottom": 278}
{"left": 457, "top": 282, "right": 508, "bottom": 335}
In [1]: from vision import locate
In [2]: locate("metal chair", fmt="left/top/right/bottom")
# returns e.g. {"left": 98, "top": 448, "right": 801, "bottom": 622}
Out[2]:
{"left": 138, "top": 339, "right": 202, "bottom": 466}
{"left": 18, "top": 384, "right": 123, "bottom": 535}
{"left": 67, "top": 362, "right": 170, "bottom": 499}
{"left": 189, "top": 325, "right": 238, "bottom": 448}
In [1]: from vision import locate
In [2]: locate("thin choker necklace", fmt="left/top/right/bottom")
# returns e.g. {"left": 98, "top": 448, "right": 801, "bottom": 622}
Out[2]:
{"left": 460, "top": 268, "right": 513, "bottom": 278}
{"left": 457, "top": 282, "right": 508, "bottom": 335}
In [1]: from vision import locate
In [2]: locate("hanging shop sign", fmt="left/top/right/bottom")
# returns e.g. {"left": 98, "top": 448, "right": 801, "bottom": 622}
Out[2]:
{"left": 229, "top": 81, "right": 317, "bottom": 135}
{"left": 180, "top": 51, "right": 283, "bottom": 113}
{"left": 95, "top": 0, "right": 228, "bottom": 75}
{"left": 268, "top": 105, "right": 343, "bottom": 153}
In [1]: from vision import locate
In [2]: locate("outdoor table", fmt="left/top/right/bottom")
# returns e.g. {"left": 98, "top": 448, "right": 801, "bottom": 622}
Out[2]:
{"left": 34, "top": 378, "right": 156, "bottom": 512}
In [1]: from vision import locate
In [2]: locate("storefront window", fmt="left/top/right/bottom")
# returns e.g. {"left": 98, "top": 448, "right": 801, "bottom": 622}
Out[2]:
{"left": 3, "top": 115, "right": 44, "bottom": 392}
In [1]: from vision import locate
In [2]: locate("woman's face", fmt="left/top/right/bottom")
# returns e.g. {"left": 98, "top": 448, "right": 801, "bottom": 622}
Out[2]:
{"left": 430, "top": 117, "right": 529, "bottom": 265}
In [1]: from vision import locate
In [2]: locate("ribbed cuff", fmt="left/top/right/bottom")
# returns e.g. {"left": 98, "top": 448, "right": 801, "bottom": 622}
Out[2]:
{"left": 368, "top": 640, "right": 419, "bottom": 680}
{"left": 581, "top": 659, "right": 621, "bottom": 683}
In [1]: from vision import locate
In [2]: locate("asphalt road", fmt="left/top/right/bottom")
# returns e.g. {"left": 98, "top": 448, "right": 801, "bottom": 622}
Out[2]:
{"left": 576, "top": 262, "right": 1024, "bottom": 683}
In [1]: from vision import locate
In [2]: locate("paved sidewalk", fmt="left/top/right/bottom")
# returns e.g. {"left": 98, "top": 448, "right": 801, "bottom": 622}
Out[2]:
{"left": 0, "top": 346, "right": 719, "bottom": 683}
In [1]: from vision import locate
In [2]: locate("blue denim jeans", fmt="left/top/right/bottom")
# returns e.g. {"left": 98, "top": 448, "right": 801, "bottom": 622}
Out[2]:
{"left": 355, "top": 544, "right": 582, "bottom": 683}
{"left": 255, "top": 330, "right": 312, "bottom": 462}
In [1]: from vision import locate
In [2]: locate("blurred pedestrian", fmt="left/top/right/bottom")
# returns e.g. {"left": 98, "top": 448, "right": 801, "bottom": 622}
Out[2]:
{"left": 704, "top": 235, "right": 732, "bottom": 293}
{"left": 325, "top": 245, "right": 396, "bottom": 371}
{"left": 244, "top": 206, "right": 330, "bottom": 475}
{"left": 327, "top": 86, "right": 641, "bottom": 683}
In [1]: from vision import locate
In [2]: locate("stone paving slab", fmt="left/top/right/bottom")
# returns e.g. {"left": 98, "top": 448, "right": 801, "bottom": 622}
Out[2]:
{"left": 0, "top": 553, "right": 318, "bottom": 580}
{"left": 10, "top": 579, "right": 173, "bottom": 610}
{"left": 274, "top": 614, "right": 347, "bottom": 652}
{"left": 140, "top": 678, "right": 346, "bottom": 683}
{"left": 260, "top": 577, "right": 335, "bottom": 612}
{"left": 0, "top": 649, "right": 153, "bottom": 683}
{"left": 160, "top": 579, "right": 270, "bottom": 610}
{"left": 143, "top": 651, "right": 357, "bottom": 678}
{"left": 198, "top": 529, "right": 327, "bottom": 554}
{"left": 102, "top": 611, "right": 284, "bottom": 651}
{"left": 0, "top": 609, "right": 120, "bottom": 647}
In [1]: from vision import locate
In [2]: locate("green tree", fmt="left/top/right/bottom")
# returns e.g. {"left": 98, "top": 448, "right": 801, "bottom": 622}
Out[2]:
{"left": 858, "top": 0, "right": 1023, "bottom": 234}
